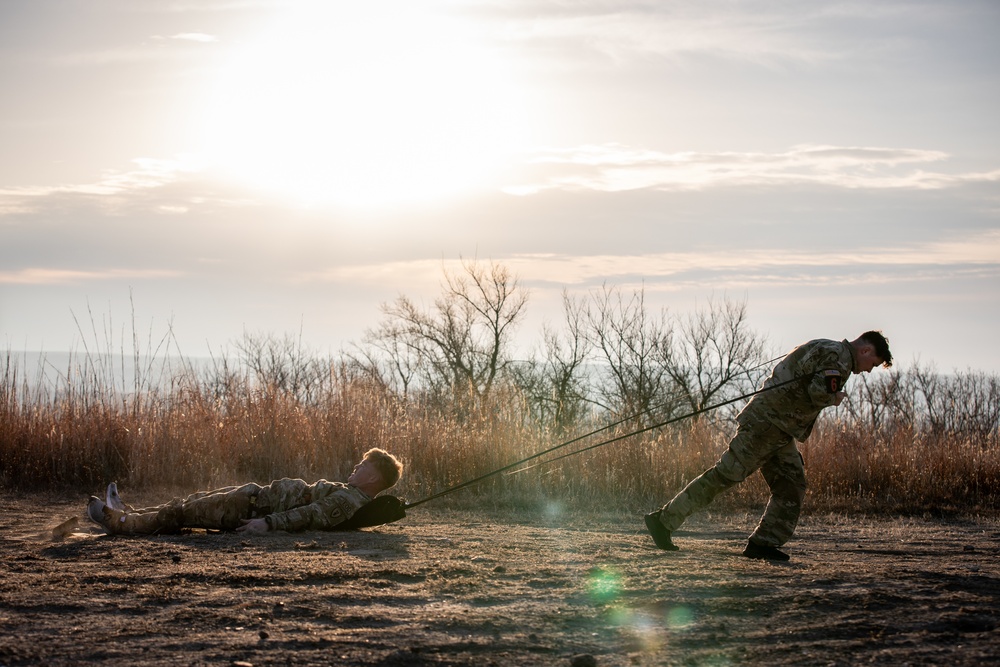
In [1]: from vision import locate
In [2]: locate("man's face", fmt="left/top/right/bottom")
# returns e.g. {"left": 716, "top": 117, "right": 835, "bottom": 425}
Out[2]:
{"left": 856, "top": 345, "right": 884, "bottom": 373}
{"left": 348, "top": 459, "right": 382, "bottom": 487}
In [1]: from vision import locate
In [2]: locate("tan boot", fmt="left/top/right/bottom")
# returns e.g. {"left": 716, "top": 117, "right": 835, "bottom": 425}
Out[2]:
{"left": 105, "top": 482, "right": 133, "bottom": 511}
{"left": 87, "top": 496, "right": 126, "bottom": 535}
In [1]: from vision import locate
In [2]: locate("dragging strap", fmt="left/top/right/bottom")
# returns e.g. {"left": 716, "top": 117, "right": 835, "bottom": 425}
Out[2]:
{"left": 335, "top": 494, "right": 408, "bottom": 530}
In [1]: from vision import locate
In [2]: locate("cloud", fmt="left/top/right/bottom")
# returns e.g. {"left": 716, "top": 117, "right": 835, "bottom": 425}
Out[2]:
{"left": 291, "top": 229, "right": 1000, "bottom": 291}
{"left": 47, "top": 32, "right": 220, "bottom": 68}
{"left": 0, "top": 156, "right": 204, "bottom": 196}
{"left": 512, "top": 9, "right": 829, "bottom": 67}
{"left": 169, "top": 33, "right": 219, "bottom": 43}
{"left": 501, "top": 144, "right": 1000, "bottom": 194}
{"left": 483, "top": 0, "right": 941, "bottom": 71}
{"left": 292, "top": 258, "right": 451, "bottom": 289}
{"left": 0, "top": 268, "right": 182, "bottom": 286}
{"left": 0, "top": 155, "right": 211, "bottom": 214}
{"left": 512, "top": 231, "right": 1000, "bottom": 288}
{"left": 146, "top": 1, "right": 284, "bottom": 12}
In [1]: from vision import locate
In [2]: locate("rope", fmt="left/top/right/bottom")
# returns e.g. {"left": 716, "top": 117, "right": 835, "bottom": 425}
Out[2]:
{"left": 405, "top": 367, "right": 804, "bottom": 509}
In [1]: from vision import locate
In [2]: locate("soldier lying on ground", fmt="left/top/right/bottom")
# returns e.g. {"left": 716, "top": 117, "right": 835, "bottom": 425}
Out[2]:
{"left": 645, "top": 331, "right": 893, "bottom": 561}
{"left": 87, "top": 448, "right": 403, "bottom": 536}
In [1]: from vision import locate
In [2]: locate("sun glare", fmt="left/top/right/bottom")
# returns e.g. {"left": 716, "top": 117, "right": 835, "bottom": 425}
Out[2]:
{"left": 198, "top": 2, "right": 526, "bottom": 210}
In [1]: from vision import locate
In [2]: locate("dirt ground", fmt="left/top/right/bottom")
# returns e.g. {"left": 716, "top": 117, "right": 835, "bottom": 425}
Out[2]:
{"left": 1, "top": 494, "right": 998, "bottom": 666}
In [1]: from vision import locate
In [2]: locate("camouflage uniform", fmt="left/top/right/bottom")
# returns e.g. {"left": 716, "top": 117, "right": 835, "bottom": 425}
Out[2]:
{"left": 655, "top": 339, "right": 857, "bottom": 547}
{"left": 111, "top": 478, "right": 373, "bottom": 535}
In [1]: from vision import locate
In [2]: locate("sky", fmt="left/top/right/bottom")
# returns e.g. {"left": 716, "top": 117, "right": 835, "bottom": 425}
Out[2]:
{"left": 1, "top": 0, "right": 999, "bottom": 373}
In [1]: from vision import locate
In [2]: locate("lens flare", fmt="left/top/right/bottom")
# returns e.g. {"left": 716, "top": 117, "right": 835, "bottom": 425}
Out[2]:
{"left": 544, "top": 500, "right": 565, "bottom": 522}
{"left": 666, "top": 605, "right": 695, "bottom": 631}
{"left": 587, "top": 567, "right": 623, "bottom": 603}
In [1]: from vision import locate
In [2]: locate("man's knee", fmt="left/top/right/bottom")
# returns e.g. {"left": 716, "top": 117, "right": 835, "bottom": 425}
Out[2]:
{"left": 775, "top": 480, "right": 806, "bottom": 505}
{"left": 683, "top": 464, "right": 740, "bottom": 505}
{"left": 715, "top": 449, "right": 754, "bottom": 485}
{"left": 157, "top": 500, "right": 185, "bottom": 533}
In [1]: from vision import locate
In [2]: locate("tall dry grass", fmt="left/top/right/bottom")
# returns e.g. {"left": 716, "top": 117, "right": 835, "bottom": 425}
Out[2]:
{"left": 2, "top": 345, "right": 998, "bottom": 515}
{"left": 803, "top": 421, "right": 1000, "bottom": 514}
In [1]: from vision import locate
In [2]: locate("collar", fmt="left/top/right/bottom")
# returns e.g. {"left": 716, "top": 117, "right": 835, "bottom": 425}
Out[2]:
{"left": 844, "top": 338, "right": 859, "bottom": 373}
{"left": 348, "top": 483, "right": 373, "bottom": 501}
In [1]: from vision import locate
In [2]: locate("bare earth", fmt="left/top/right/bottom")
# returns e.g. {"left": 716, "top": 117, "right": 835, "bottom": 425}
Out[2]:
{"left": 1, "top": 495, "right": 998, "bottom": 666}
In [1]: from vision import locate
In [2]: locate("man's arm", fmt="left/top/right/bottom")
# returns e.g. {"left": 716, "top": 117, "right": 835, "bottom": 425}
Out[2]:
{"left": 800, "top": 342, "right": 852, "bottom": 408}
{"left": 264, "top": 486, "right": 372, "bottom": 532}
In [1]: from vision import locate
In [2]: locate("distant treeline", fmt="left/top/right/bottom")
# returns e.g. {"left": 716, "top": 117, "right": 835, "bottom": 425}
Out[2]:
{"left": 2, "top": 260, "right": 998, "bottom": 514}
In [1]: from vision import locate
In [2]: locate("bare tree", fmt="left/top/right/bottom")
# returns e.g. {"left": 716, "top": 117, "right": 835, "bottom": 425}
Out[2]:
{"left": 515, "top": 290, "right": 592, "bottom": 434}
{"left": 911, "top": 364, "right": 1000, "bottom": 442}
{"left": 666, "top": 295, "right": 769, "bottom": 416}
{"left": 911, "top": 362, "right": 944, "bottom": 435}
{"left": 351, "top": 320, "right": 420, "bottom": 398}
{"left": 365, "top": 258, "right": 529, "bottom": 406}
{"left": 883, "top": 366, "right": 921, "bottom": 431}
{"left": 839, "top": 364, "right": 998, "bottom": 446}
{"left": 586, "top": 284, "right": 676, "bottom": 422}
{"left": 948, "top": 371, "right": 1000, "bottom": 444}
{"left": 841, "top": 372, "right": 898, "bottom": 434}
{"left": 234, "top": 330, "right": 328, "bottom": 402}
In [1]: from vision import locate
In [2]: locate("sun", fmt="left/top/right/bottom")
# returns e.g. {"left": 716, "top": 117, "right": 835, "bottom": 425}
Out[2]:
{"left": 197, "top": 2, "right": 526, "bottom": 210}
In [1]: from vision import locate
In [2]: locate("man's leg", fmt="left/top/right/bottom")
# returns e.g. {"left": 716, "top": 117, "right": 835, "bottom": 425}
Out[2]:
{"left": 646, "top": 423, "right": 761, "bottom": 550}
{"left": 657, "top": 448, "right": 751, "bottom": 531}
{"left": 173, "top": 483, "right": 264, "bottom": 531}
{"left": 748, "top": 442, "right": 807, "bottom": 549}
{"left": 99, "top": 483, "right": 264, "bottom": 535}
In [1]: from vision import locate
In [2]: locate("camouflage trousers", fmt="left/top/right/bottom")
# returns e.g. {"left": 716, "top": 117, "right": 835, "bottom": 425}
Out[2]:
{"left": 116, "top": 481, "right": 287, "bottom": 535}
{"left": 656, "top": 415, "right": 807, "bottom": 547}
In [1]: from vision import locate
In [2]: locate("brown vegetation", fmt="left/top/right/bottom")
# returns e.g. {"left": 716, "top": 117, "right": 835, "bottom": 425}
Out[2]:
{"left": 2, "top": 261, "right": 998, "bottom": 515}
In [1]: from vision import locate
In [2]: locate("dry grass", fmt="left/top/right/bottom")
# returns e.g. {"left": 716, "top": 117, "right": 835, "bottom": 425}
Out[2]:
{"left": 803, "top": 420, "right": 1000, "bottom": 514}
{"left": 2, "top": 347, "right": 998, "bottom": 516}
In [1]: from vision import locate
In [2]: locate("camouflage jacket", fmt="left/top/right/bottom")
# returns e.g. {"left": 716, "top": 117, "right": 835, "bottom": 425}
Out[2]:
{"left": 262, "top": 479, "right": 372, "bottom": 532}
{"left": 738, "top": 338, "right": 857, "bottom": 441}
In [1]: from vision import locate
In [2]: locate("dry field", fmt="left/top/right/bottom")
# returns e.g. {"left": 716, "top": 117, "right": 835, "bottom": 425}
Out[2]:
{"left": 1, "top": 494, "right": 998, "bottom": 666}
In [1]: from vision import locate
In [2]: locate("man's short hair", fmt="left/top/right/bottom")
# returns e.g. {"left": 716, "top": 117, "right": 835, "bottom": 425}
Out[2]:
{"left": 363, "top": 448, "right": 403, "bottom": 489}
{"left": 860, "top": 330, "right": 893, "bottom": 368}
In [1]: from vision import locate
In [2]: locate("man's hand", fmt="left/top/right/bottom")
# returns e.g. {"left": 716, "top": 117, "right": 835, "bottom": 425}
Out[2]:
{"left": 236, "top": 518, "right": 269, "bottom": 534}
{"left": 833, "top": 391, "right": 847, "bottom": 406}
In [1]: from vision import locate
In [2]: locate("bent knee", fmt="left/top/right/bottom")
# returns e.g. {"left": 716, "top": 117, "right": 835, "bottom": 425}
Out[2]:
{"left": 715, "top": 450, "right": 754, "bottom": 484}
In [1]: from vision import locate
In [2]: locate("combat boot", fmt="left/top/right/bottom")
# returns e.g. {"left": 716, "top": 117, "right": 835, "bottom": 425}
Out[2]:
{"left": 742, "top": 539, "right": 790, "bottom": 561}
{"left": 644, "top": 510, "right": 679, "bottom": 551}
